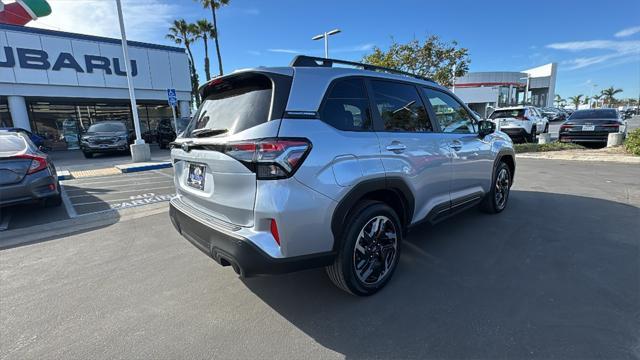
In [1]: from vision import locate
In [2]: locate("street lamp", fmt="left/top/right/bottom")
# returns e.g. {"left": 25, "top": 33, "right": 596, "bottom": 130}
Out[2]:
{"left": 520, "top": 74, "right": 531, "bottom": 105}
{"left": 115, "top": 0, "right": 149, "bottom": 162}
{"left": 312, "top": 29, "right": 341, "bottom": 58}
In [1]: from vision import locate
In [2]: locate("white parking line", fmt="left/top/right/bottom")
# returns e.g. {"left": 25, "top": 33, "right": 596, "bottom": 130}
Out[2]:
{"left": 68, "top": 186, "right": 175, "bottom": 199}
{"left": 60, "top": 186, "right": 78, "bottom": 218}
{"left": 71, "top": 189, "right": 176, "bottom": 205}
{"left": 63, "top": 175, "right": 164, "bottom": 186}
{"left": 152, "top": 169, "right": 175, "bottom": 179}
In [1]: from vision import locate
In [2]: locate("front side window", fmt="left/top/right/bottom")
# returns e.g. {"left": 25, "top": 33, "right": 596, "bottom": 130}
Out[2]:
{"left": 370, "top": 80, "right": 431, "bottom": 132}
{"left": 320, "top": 78, "right": 372, "bottom": 131}
{"left": 422, "top": 88, "right": 476, "bottom": 134}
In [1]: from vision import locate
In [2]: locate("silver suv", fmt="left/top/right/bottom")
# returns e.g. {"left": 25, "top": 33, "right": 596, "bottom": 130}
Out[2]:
{"left": 169, "top": 56, "right": 515, "bottom": 296}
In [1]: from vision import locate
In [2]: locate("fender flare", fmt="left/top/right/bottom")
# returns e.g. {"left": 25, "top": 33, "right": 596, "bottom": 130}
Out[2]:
{"left": 330, "top": 177, "right": 414, "bottom": 251}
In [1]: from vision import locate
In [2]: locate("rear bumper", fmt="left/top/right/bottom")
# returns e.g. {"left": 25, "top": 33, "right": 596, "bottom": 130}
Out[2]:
{"left": 0, "top": 170, "right": 59, "bottom": 207}
{"left": 169, "top": 200, "right": 334, "bottom": 277}
{"left": 559, "top": 133, "right": 609, "bottom": 143}
{"left": 501, "top": 128, "right": 528, "bottom": 139}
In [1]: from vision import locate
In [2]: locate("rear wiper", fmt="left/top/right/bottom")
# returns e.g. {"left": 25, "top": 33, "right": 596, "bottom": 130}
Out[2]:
{"left": 191, "top": 128, "right": 228, "bottom": 138}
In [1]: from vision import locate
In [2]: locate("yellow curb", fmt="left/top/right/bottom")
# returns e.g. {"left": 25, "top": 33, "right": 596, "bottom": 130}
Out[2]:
{"left": 70, "top": 167, "right": 122, "bottom": 178}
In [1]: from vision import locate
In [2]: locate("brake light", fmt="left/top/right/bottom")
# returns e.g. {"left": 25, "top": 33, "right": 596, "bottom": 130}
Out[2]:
{"left": 223, "top": 138, "right": 311, "bottom": 180}
{"left": 16, "top": 154, "right": 48, "bottom": 174}
{"left": 270, "top": 219, "right": 281, "bottom": 246}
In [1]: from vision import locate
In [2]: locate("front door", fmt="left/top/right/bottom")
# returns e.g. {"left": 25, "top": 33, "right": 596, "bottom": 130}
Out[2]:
{"left": 421, "top": 87, "right": 494, "bottom": 203}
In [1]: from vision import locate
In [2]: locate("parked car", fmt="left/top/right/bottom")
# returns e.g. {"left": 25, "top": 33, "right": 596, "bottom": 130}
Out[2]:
{"left": 541, "top": 107, "right": 566, "bottom": 122}
{"left": 168, "top": 55, "right": 516, "bottom": 296}
{"left": 0, "top": 127, "right": 45, "bottom": 148}
{"left": 79, "top": 121, "right": 134, "bottom": 158}
{"left": 0, "top": 132, "right": 61, "bottom": 207}
{"left": 488, "top": 106, "right": 549, "bottom": 143}
{"left": 559, "top": 109, "right": 625, "bottom": 145}
{"left": 157, "top": 117, "right": 190, "bottom": 149}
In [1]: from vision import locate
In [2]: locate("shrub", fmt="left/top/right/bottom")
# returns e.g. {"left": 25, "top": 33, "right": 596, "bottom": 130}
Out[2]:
{"left": 624, "top": 128, "right": 640, "bottom": 156}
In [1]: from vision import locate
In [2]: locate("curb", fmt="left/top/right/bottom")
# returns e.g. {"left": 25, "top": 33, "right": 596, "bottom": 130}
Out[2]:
{"left": 57, "top": 161, "right": 173, "bottom": 180}
{"left": 516, "top": 153, "right": 640, "bottom": 164}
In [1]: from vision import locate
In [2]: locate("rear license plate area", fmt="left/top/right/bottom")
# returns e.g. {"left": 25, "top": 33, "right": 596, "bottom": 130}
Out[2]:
{"left": 187, "top": 163, "right": 206, "bottom": 190}
{"left": 582, "top": 125, "right": 595, "bottom": 131}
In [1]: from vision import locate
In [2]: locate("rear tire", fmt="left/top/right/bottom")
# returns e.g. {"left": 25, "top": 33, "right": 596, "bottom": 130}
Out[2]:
{"left": 527, "top": 126, "right": 537, "bottom": 143}
{"left": 326, "top": 201, "right": 402, "bottom": 296}
{"left": 481, "top": 161, "right": 511, "bottom": 214}
{"left": 544, "top": 123, "right": 549, "bottom": 133}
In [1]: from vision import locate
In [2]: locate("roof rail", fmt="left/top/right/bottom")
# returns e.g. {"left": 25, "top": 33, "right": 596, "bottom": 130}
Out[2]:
{"left": 289, "top": 55, "right": 435, "bottom": 83}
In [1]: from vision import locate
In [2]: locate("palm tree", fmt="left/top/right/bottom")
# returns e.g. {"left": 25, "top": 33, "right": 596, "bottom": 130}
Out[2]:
{"left": 592, "top": 94, "right": 602, "bottom": 108}
{"left": 569, "top": 95, "right": 583, "bottom": 110}
{"left": 601, "top": 87, "right": 623, "bottom": 108}
{"left": 197, "top": 0, "right": 230, "bottom": 76}
{"left": 554, "top": 94, "right": 565, "bottom": 107}
{"left": 583, "top": 96, "right": 590, "bottom": 105}
{"left": 194, "top": 19, "right": 216, "bottom": 82}
{"left": 167, "top": 19, "right": 200, "bottom": 106}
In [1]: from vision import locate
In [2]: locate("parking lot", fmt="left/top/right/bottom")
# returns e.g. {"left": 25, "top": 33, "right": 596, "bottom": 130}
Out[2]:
{"left": 0, "top": 168, "right": 175, "bottom": 231}
{"left": 1, "top": 158, "right": 638, "bottom": 359}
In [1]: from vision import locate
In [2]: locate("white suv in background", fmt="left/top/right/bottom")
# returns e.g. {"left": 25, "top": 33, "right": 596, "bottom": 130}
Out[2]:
{"left": 489, "top": 106, "right": 549, "bottom": 143}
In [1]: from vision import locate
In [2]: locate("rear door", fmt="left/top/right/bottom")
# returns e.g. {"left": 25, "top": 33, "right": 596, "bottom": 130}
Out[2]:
{"left": 368, "top": 79, "right": 452, "bottom": 223}
{"left": 172, "top": 71, "right": 292, "bottom": 227}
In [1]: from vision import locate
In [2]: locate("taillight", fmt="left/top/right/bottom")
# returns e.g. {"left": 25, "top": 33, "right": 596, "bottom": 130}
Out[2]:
{"left": 223, "top": 138, "right": 311, "bottom": 180}
{"left": 17, "top": 154, "right": 48, "bottom": 174}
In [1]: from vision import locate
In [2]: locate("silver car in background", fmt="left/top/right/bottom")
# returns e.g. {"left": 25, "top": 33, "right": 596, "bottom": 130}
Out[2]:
{"left": 0, "top": 132, "right": 61, "bottom": 208}
{"left": 169, "top": 56, "right": 515, "bottom": 296}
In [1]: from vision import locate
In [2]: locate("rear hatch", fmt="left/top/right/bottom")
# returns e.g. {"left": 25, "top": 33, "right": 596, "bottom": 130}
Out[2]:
{"left": 489, "top": 109, "right": 528, "bottom": 128}
{"left": 0, "top": 134, "right": 30, "bottom": 185}
{"left": 172, "top": 70, "right": 293, "bottom": 227}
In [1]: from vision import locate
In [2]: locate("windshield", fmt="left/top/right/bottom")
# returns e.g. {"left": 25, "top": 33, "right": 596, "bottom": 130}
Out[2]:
{"left": 569, "top": 109, "right": 618, "bottom": 120}
{"left": 184, "top": 73, "right": 273, "bottom": 137}
{"left": 490, "top": 109, "right": 525, "bottom": 119}
{"left": 87, "top": 122, "right": 127, "bottom": 133}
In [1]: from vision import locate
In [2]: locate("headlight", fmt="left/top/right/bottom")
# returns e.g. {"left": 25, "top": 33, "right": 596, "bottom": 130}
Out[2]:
{"left": 81, "top": 136, "right": 90, "bottom": 142}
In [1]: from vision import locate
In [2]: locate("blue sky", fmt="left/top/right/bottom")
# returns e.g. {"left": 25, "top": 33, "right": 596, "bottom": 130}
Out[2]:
{"left": 31, "top": 0, "right": 640, "bottom": 100}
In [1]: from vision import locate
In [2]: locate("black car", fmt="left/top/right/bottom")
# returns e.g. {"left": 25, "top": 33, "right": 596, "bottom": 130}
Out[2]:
{"left": 541, "top": 107, "right": 566, "bottom": 122}
{"left": 157, "top": 118, "right": 190, "bottom": 149}
{"left": 79, "top": 121, "right": 134, "bottom": 158}
{"left": 559, "top": 109, "right": 624, "bottom": 145}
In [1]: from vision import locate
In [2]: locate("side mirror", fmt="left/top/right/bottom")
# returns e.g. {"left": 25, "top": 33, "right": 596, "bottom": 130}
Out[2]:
{"left": 478, "top": 120, "right": 496, "bottom": 137}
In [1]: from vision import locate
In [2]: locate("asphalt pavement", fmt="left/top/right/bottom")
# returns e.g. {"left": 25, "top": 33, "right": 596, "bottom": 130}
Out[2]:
{"left": 1, "top": 159, "right": 639, "bottom": 359}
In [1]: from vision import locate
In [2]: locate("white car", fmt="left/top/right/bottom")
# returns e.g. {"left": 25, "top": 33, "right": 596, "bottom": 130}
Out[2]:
{"left": 488, "top": 106, "right": 549, "bottom": 143}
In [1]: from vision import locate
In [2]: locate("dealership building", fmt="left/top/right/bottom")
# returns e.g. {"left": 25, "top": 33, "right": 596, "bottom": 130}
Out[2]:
{"left": 0, "top": 23, "right": 191, "bottom": 150}
{"left": 453, "top": 63, "right": 557, "bottom": 117}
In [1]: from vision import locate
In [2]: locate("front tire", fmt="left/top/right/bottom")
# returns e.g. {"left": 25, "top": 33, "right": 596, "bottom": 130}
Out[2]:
{"left": 326, "top": 201, "right": 402, "bottom": 296}
{"left": 481, "top": 161, "right": 512, "bottom": 214}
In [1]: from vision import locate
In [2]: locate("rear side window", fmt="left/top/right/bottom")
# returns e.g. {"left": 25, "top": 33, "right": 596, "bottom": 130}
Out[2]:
{"left": 422, "top": 88, "right": 476, "bottom": 134}
{"left": 185, "top": 73, "right": 274, "bottom": 137}
{"left": 489, "top": 109, "right": 525, "bottom": 119}
{"left": 370, "top": 80, "right": 432, "bottom": 132}
{"left": 0, "top": 134, "right": 27, "bottom": 154}
{"left": 320, "top": 78, "right": 372, "bottom": 131}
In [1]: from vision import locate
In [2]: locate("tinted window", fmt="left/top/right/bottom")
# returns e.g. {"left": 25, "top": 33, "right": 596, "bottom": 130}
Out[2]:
{"left": 489, "top": 109, "right": 525, "bottom": 119}
{"left": 0, "top": 134, "right": 27, "bottom": 154}
{"left": 320, "top": 78, "right": 372, "bottom": 131}
{"left": 370, "top": 81, "right": 431, "bottom": 132}
{"left": 88, "top": 122, "right": 127, "bottom": 132}
{"left": 569, "top": 109, "right": 618, "bottom": 120}
{"left": 422, "top": 88, "right": 476, "bottom": 134}
{"left": 185, "top": 73, "right": 273, "bottom": 137}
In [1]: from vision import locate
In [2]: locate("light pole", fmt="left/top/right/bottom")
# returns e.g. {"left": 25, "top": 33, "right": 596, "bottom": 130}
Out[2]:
{"left": 312, "top": 29, "right": 341, "bottom": 58}
{"left": 115, "top": 0, "right": 150, "bottom": 162}
{"left": 520, "top": 74, "right": 531, "bottom": 105}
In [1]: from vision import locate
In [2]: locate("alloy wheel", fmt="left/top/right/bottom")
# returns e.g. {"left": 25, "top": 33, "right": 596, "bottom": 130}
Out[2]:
{"left": 494, "top": 167, "right": 510, "bottom": 210}
{"left": 352, "top": 215, "right": 398, "bottom": 285}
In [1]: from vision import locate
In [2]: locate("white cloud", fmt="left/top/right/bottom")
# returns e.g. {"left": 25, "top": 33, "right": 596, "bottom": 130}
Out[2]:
{"left": 546, "top": 39, "right": 640, "bottom": 70}
{"left": 615, "top": 25, "right": 640, "bottom": 38}
{"left": 267, "top": 48, "right": 300, "bottom": 54}
{"left": 27, "top": 0, "right": 180, "bottom": 44}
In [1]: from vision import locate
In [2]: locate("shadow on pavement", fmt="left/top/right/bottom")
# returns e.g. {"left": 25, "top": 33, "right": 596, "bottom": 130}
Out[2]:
{"left": 242, "top": 190, "right": 639, "bottom": 359}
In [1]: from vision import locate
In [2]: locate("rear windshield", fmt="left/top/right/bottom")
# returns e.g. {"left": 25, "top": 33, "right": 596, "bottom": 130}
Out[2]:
{"left": 184, "top": 73, "right": 274, "bottom": 137}
{"left": 490, "top": 109, "right": 525, "bottom": 119}
{"left": 0, "top": 134, "right": 27, "bottom": 154}
{"left": 88, "top": 122, "right": 127, "bottom": 132}
{"left": 569, "top": 109, "right": 618, "bottom": 120}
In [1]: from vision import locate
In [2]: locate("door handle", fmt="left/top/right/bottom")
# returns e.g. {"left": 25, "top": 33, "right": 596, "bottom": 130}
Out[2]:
{"left": 385, "top": 143, "right": 407, "bottom": 153}
{"left": 450, "top": 140, "right": 462, "bottom": 151}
